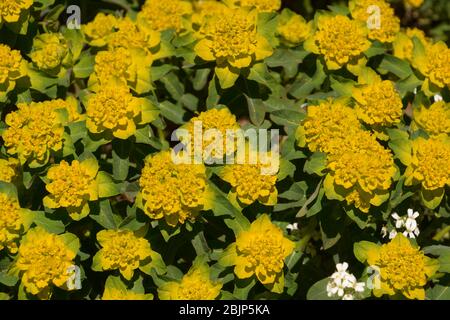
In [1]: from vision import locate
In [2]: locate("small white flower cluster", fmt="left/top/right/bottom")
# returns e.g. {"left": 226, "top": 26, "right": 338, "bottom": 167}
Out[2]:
{"left": 382, "top": 208, "right": 420, "bottom": 239}
{"left": 326, "top": 262, "right": 365, "bottom": 300}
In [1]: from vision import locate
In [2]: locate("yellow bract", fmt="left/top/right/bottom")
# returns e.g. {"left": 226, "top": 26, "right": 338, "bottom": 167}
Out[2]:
{"left": 194, "top": 7, "right": 273, "bottom": 88}
{"left": 222, "top": 215, "right": 294, "bottom": 293}
{"left": 277, "top": 12, "right": 312, "bottom": 47}
{"left": 413, "top": 101, "right": 450, "bottom": 138}
{"left": 0, "top": 43, "right": 27, "bottom": 101}
{"left": 102, "top": 288, "right": 153, "bottom": 300}
{"left": 0, "top": 158, "right": 19, "bottom": 183}
{"left": 225, "top": 0, "right": 281, "bottom": 12}
{"left": 93, "top": 229, "right": 154, "bottom": 280}
{"left": 3, "top": 101, "right": 65, "bottom": 167}
{"left": 158, "top": 263, "right": 222, "bottom": 300}
{"left": 137, "top": 150, "right": 213, "bottom": 227}
{"left": 404, "top": 0, "right": 424, "bottom": 8}
{"left": 15, "top": 227, "right": 79, "bottom": 298}
{"left": 137, "top": 0, "right": 192, "bottom": 33}
{"left": 349, "top": 0, "right": 400, "bottom": 43}
{"left": 30, "top": 33, "right": 70, "bottom": 73}
{"left": 393, "top": 28, "right": 430, "bottom": 62}
{"left": 0, "top": 192, "right": 27, "bottom": 253}
{"left": 356, "top": 234, "right": 439, "bottom": 300}
{"left": 304, "top": 14, "right": 370, "bottom": 71}
{"left": 82, "top": 13, "right": 118, "bottom": 47}
{"left": 191, "top": 0, "right": 229, "bottom": 27}
{"left": 0, "top": 0, "right": 32, "bottom": 24}
{"left": 43, "top": 158, "right": 99, "bottom": 220}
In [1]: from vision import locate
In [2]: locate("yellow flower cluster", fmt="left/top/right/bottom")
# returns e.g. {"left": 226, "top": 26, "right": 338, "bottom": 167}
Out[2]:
{"left": 356, "top": 234, "right": 439, "bottom": 300}
{"left": 191, "top": 0, "right": 228, "bottom": 27}
{"left": 413, "top": 101, "right": 450, "bottom": 138}
{"left": 0, "top": 158, "right": 19, "bottom": 183}
{"left": 194, "top": 7, "right": 273, "bottom": 88}
{"left": 222, "top": 215, "right": 294, "bottom": 292}
{"left": 393, "top": 28, "right": 430, "bottom": 62}
{"left": 15, "top": 227, "right": 79, "bottom": 297}
{"left": 0, "top": 0, "right": 32, "bottom": 24}
{"left": 82, "top": 13, "right": 118, "bottom": 47}
{"left": 349, "top": 0, "right": 400, "bottom": 43}
{"left": 93, "top": 229, "right": 154, "bottom": 280}
{"left": 86, "top": 86, "right": 143, "bottom": 139}
{"left": 0, "top": 192, "right": 25, "bottom": 253}
{"left": 352, "top": 78, "right": 403, "bottom": 127}
{"left": 109, "top": 17, "right": 160, "bottom": 53}
{"left": 137, "top": 0, "right": 192, "bottom": 33}
{"left": 0, "top": 43, "right": 27, "bottom": 101}
{"left": 3, "top": 101, "right": 65, "bottom": 167}
{"left": 158, "top": 264, "right": 222, "bottom": 300}
{"left": 138, "top": 150, "right": 213, "bottom": 226}
{"left": 29, "top": 33, "right": 69, "bottom": 73}
{"left": 102, "top": 288, "right": 152, "bottom": 300}
{"left": 277, "top": 12, "right": 312, "bottom": 47}
{"left": 90, "top": 47, "right": 134, "bottom": 88}
{"left": 304, "top": 14, "right": 370, "bottom": 71}
{"left": 226, "top": 0, "right": 281, "bottom": 12}
{"left": 43, "top": 159, "right": 99, "bottom": 220}
{"left": 48, "top": 97, "right": 83, "bottom": 123}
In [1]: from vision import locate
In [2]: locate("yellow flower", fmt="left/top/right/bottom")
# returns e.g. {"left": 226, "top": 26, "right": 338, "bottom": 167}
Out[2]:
{"left": 225, "top": 0, "right": 281, "bottom": 12}
{"left": 404, "top": 137, "right": 450, "bottom": 209}
{"left": 43, "top": 158, "right": 99, "bottom": 220}
{"left": 179, "top": 107, "right": 240, "bottom": 159}
{"left": 413, "top": 101, "right": 450, "bottom": 138}
{"left": 352, "top": 73, "right": 403, "bottom": 128}
{"left": 354, "top": 234, "right": 439, "bottom": 300}
{"left": 102, "top": 287, "right": 153, "bottom": 300}
{"left": 324, "top": 131, "right": 396, "bottom": 213}
{"left": 85, "top": 86, "right": 146, "bottom": 139}
{"left": 304, "top": 14, "right": 370, "bottom": 71}
{"left": 277, "top": 11, "right": 312, "bottom": 47}
{"left": 137, "top": 150, "right": 213, "bottom": 227}
{"left": 158, "top": 263, "right": 222, "bottom": 300}
{"left": 92, "top": 229, "right": 154, "bottom": 280}
{"left": 413, "top": 41, "right": 450, "bottom": 94}
{"left": 404, "top": 0, "right": 424, "bottom": 8}
{"left": 0, "top": 43, "right": 27, "bottom": 102}
{"left": 30, "top": 33, "right": 70, "bottom": 74}
{"left": 191, "top": 0, "right": 228, "bottom": 27}
{"left": 15, "top": 227, "right": 79, "bottom": 298}
{"left": 0, "top": 0, "right": 32, "bottom": 24}
{"left": 393, "top": 28, "right": 430, "bottom": 62}
{"left": 194, "top": 7, "right": 273, "bottom": 88}
{"left": 0, "top": 158, "right": 19, "bottom": 183}
{"left": 219, "top": 149, "right": 279, "bottom": 206}
{"left": 137, "top": 0, "right": 192, "bottom": 33}
{"left": 3, "top": 101, "right": 65, "bottom": 167}
{"left": 349, "top": 0, "right": 400, "bottom": 43}
{"left": 221, "top": 215, "right": 295, "bottom": 293}
{"left": 295, "top": 99, "right": 361, "bottom": 155}
{"left": 82, "top": 13, "right": 118, "bottom": 47}
{"left": 0, "top": 191, "right": 30, "bottom": 253}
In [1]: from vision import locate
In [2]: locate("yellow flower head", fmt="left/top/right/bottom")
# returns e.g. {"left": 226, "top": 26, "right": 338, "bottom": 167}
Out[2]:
{"left": 0, "top": 0, "right": 32, "bottom": 24}
{"left": 194, "top": 7, "right": 273, "bottom": 88}
{"left": 102, "top": 287, "right": 153, "bottom": 300}
{"left": 43, "top": 158, "right": 99, "bottom": 220}
{"left": 277, "top": 11, "right": 312, "bottom": 47}
{"left": 91, "top": 47, "right": 134, "bottom": 87}
{"left": 30, "top": 33, "right": 70, "bottom": 73}
{"left": 355, "top": 234, "right": 439, "bottom": 300}
{"left": 158, "top": 263, "right": 222, "bottom": 300}
{"left": 224, "top": 215, "right": 294, "bottom": 292}
{"left": 349, "top": 0, "right": 400, "bottom": 43}
{"left": 82, "top": 13, "right": 118, "bottom": 47}
{"left": 225, "top": 0, "right": 281, "bottom": 12}
{"left": 108, "top": 17, "right": 160, "bottom": 52}
{"left": 296, "top": 99, "right": 361, "bottom": 155}
{"left": 0, "top": 192, "right": 27, "bottom": 253}
{"left": 304, "top": 14, "right": 370, "bottom": 70}
{"left": 0, "top": 43, "right": 27, "bottom": 101}
{"left": 179, "top": 107, "right": 240, "bottom": 159}
{"left": 219, "top": 149, "right": 279, "bottom": 206}
{"left": 85, "top": 86, "right": 143, "bottom": 139}
{"left": 393, "top": 28, "right": 430, "bottom": 62}
{"left": 0, "top": 158, "right": 19, "bottom": 183}
{"left": 138, "top": 150, "right": 213, "bottom": 227}
{"left": 405, "top": 137, "right": 450, "bottom": 192}
{"left": 404, "top": 0, "right": 424, "bottom": 8}
{"left": 16, "top": 227, "right": 79, "bottom": 297}
{"left": 137, "top": 0, "right": 192, "bottom": 33}
{"left": 413, "top": 101, "right": 450, "bottom": 138}
{"left": 325, "top": 131, "right": 396, "bottom": 212}
{"left": 191, "top": 0, "right": 229, "bottom": 27}
{"left": 3, "top": 101, "right": 65, "bottom": 167}
{"left": 93, "top": 229, "right": 153, "bottom": 280}
{"left": 413, "top": 41, "right": 450, "bottom": 92}
{"left": 353, "top": 78, "right": 403, "bottom": 127}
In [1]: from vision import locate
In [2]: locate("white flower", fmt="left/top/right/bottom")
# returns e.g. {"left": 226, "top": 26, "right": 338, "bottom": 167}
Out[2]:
{"left": 403, "top": 209, "right": 420, "bottom": 238}
{"left": 286, "top": 223, "right": 299, "bottom": 232}
{"left": 434, "top": 94, "right": 443, "bottom": 102}
{"left": 389, "top": 230, "right": 398, "bottom": 239}
{"left": 326, "top": 262, "right": 364, "bottom": 300}
{"left": 354, "top": 281, "right": 365, "bottom": 293}
{"left": 342, "top": 294, "right": 354, "bottom": 300}
{"left": 391, "top": 212, "right": 405, "bottom": 228}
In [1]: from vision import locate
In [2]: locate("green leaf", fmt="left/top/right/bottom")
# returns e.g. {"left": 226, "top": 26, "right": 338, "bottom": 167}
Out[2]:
{"left": 387, "top": 129, "right": 411, "bottom": 165}
{"left": 90, "top": 200, "right": 119, "bottom": 229}
{"left": 158, "top": 101, "right": 186, "bottom": 124}
{"left": 207, "top": 76, "right": 220, "bottom": 108}
{"left": 193, "top": 68, "right": 211, "bottom": 91}
{"left": 245, "top": 95, "right": 266, "bottom": 127}
{"left": 73, "top": 51, "right": 95, "bottom": 78}
{"left": 304, "top": 152, "right": 327, "bottom": 176}
{"left": 151, "top": 65, "right": 176, "bottom": 81}
{"left": 233, "top": 277, "right": 256, "bottom": 300}
{"left": 378, "top": 55, "right": 413, "bottom": 79}
{"left": 112, "top": 140, "right": 130, "bottom": 181}
{"left": 0, "top": 271, "right": 18, "bottom": 286}
{"left": 426, "top": 285, "right": 450, "bottom": 300}
{"left": 161, "top": 72, "right": 184, "bottom": 100}
{"left": 307, "top": 278, "right": 336, "bottom": 300}
{"left": 278, "top": 158, "right": 296, "bottom": 181}
{"left": 270, "top": 109, "right": 305, "bottom": 128}
{"left": 353, "top": 241, "right": 379, "bottom": 263}
{"left": 33, "top": 211, "right": 66, "bottom": 234}
{"left": 266, "top": 48, "right": 309, "bottom": 78}
{"left": 247, "top": 63, "right": 277, "bottom": 90}
{"left": 289, "top": 60, "right": 326, "bottom": 99}
{"left": 97, "top": 171, "right": 121, "bottom": 198}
